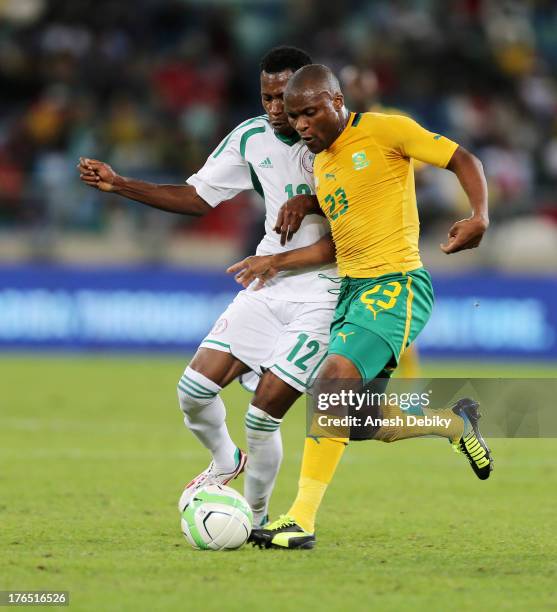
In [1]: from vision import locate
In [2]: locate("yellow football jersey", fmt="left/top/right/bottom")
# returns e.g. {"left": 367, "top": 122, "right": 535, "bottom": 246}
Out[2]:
{"left": 368, "top": 104, "right": 425, "bottom": 172}
{"left": 314, "top": 112, "right": 458, "bottom": 278}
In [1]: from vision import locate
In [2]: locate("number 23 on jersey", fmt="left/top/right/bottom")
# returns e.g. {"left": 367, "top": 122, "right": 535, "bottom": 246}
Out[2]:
{"left": 324, "top": 187, "right": 349, "bottom": 221}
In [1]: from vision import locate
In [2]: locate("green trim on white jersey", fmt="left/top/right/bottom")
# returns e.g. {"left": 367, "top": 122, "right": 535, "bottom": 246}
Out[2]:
{"left": 248, "top": 162, "right": 264, "bottom": 198}
{"left": 212, "top": 115, "right": 267, "bottom": 159}
{"left": 275, "top": 131, "right": 301, "bottom": 146}
{"left": 240, "top": 126, "right": 267, "bottom": 158}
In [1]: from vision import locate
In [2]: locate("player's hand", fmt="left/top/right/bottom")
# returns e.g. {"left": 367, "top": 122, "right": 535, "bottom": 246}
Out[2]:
{"left": 77, "top": 157, "right": 119, "bottom": 192}
{"left": 274, "top": 195, "right": 320, "bottom": 246}
{"left": 226, "top": 255, "right": 278, "bottom": 290}
{"left": 440, "top": 216, "right": 489, "bottom": 254}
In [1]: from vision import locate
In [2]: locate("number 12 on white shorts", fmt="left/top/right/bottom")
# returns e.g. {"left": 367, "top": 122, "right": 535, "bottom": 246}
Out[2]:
{"left": 200, "top": 290, "right": 334, "bottom": 393}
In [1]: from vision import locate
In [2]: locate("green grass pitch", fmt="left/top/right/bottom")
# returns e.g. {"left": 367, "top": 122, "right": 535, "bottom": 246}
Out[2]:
{"left": 1, "top": 355, "right": 556, "bottom": 611}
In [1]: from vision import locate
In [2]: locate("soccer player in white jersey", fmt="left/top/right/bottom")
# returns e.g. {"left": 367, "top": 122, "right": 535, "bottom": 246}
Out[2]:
{"left": 78, "top": 47, "right": 338, "bottom": 526}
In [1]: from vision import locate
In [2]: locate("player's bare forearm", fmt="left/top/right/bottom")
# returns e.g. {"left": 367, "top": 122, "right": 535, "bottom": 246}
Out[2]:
{"left": 112, "top": 176, "right": 210, "bottom": 216}
{"left": 442, "top": 147, "right": 489, "bottom": 254}
{"left": 227, "top": 234, "right": 335, "bottom": 289}
{"left": 448, "top": 147, "right": 488, "bottom": 223}
{"left": 78, "top": 157, "right": 210, "bottom": 216}
{"left": 273, "top": 233, "right": 335, "bottom": 270}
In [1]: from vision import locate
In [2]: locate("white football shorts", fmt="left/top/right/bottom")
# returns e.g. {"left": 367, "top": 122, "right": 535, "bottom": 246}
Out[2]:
{"left": 200, "top": 290, "right": 335, "bottom": 393}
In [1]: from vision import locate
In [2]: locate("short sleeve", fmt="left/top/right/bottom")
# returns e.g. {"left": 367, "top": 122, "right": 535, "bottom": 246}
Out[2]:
{"left": 186, "top": 129, "right": 253, "bottom": 207}
{"left": 388, "top": 115, "right": 459, "bottom": 169}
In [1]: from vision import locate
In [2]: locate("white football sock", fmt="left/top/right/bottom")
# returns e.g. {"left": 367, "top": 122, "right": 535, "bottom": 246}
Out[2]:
{"left": 244, "top": 404, "right": 283, "bottom": 526}
{"left": 177, "top": 366, "right": 237, "bottom": 471}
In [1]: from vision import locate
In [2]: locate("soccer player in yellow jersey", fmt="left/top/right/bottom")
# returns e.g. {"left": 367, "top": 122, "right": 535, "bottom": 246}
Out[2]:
{"left": 340, "top": 64, "right": 425, "bottom": 378}
{"left": 243, "top": 64, "right": 492, "bottom": 549}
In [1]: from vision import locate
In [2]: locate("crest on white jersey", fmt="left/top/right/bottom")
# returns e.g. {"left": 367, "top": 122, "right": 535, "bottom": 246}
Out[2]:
{"left": 302, "top": 149, "right": 315, "bottom": 173}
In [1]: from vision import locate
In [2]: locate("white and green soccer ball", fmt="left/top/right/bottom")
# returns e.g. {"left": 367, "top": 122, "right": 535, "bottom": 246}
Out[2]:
{"left": 180, "top": 484, "right": 253, "bottom": 551}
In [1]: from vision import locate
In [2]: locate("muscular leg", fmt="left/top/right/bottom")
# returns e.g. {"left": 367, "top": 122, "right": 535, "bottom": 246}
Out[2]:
{"left": 178, "top": 347, "right": 251, "bottom": 470}
{"left": 244, "top": 371, "right": 302, "bottom": 524}
{"left": 284, "top": 346, "right": 467, "bottom": 535}
{"left": 252, "top": 370, "right": 302, "bottom": 419}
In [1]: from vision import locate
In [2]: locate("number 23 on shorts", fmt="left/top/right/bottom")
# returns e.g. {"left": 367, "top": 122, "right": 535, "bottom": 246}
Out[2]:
{"left": 360, "top": 281, "right": 402, "bottom": 316}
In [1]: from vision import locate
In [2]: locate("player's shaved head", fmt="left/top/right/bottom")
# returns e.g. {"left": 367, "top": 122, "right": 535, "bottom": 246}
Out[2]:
{"left": 284, "top": 64, "right": 348, "bottom": 153}
{"left": 285, "top": 64, "right": 342, "bottom": 100}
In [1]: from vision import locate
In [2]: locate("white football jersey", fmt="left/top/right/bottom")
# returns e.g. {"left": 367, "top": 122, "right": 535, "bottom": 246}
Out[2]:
{"left": 187, "top": 115, "right": 338, "bottom": 302}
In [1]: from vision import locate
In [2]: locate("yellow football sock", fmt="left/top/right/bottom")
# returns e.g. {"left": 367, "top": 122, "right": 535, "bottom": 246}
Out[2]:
{"left": 287, "top": 436, "right": 348, "bottom": 533}
{"left": 398, "top": 344, "right": 421, "bottom": 378}
{"left": 375, "top": 404, "right": 464, "bottom": 443}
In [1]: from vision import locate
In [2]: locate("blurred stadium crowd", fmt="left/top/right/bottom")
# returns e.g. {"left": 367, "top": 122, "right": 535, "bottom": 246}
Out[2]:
{"left": 0, "top": 0, "right": 556, "bottom": 268}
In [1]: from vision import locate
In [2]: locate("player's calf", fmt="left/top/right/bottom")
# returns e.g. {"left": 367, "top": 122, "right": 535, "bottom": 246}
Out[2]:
{"left": 177, "top": 366, "right": 244, "bottom": 511}
{"left": 244, "top": 404, "right": 283, "bottom": 527}
{"left": 177, "top": 366, "right": 238, "bottom": 469}
{"left": 243, "top": 371, "right": 301, "bottom": 525}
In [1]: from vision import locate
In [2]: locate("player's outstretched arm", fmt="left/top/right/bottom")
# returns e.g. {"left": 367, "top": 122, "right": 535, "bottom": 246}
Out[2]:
{"left": 227, "top": 234, "right": 335, "bottom": 289}
{"left": 77, "top": 157, "right": 211, "bottom": 216}
{"left": 442, "top": 147, "right": 489, "bottom": 254}
{"left": 274, "top": 194, "right": 324, "bottom": 246}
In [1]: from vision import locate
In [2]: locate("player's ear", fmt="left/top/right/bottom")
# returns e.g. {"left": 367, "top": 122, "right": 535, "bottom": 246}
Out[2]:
{"left": 333, "top": 93, "right": 344, "bottom": 111}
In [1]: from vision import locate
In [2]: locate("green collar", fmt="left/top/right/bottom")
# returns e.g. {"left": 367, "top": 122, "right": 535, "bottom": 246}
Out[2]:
{"left": 274, "top": 130, "right": 301, "bottom": 146}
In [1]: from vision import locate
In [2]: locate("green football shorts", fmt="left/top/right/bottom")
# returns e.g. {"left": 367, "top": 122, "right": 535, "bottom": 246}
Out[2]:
{"left": 328, "top": 268, "right": 434, "bottom": 380}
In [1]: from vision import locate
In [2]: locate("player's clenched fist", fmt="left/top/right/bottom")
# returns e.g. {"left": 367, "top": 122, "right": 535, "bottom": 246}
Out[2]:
{"left": 77, "top": 157, "right": 119, "bottom": 192}
{"left": 440, "top": 216, "right": 489, "bottom": 254}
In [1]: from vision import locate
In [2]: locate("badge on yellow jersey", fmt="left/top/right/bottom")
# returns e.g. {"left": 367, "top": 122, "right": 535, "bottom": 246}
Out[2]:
{"left": 351, "top": 150, "right": 369, "bottom": 171}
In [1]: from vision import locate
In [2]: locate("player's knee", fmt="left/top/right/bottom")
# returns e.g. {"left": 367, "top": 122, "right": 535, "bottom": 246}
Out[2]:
{"left": 320, "top": 354, "right": 361, "bottom": 379}
{"left": 348, "top": 377, "right": 389, "bottom": 441}
{"left": 177, "top": 366, "right": 219, "bottom": 415}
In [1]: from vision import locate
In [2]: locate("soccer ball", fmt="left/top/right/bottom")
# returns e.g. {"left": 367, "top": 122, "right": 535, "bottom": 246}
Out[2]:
{"left": 180, "top": 484, "right": 253, "bottom": 550}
